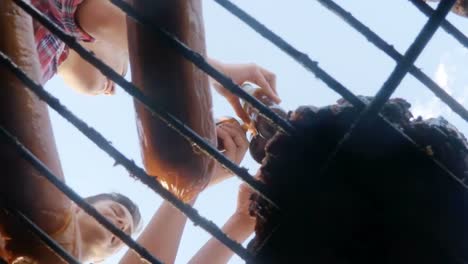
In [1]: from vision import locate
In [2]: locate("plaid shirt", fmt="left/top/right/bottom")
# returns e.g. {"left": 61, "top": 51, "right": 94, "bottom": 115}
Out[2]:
{"left": 32, "top": 0, "right": 94, "bottom": 84}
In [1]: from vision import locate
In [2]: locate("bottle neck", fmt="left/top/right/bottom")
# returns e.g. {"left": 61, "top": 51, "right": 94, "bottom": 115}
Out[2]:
{"left": 241, "top": 82, "right": 277, "bottom": 120}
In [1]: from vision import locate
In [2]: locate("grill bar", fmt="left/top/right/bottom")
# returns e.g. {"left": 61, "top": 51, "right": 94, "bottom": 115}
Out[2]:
{"left": 215, "top": 0, "right": 465, "bottom": 186}
{"left": 352, "top": 0, "right": 456, "bottom": 130}
{"left": 0, "top": 196, "right": 80, "bottom": 264}
{"left": 0, "top": 51, "right": 254, "bottom": 262}
{"left": 321, "top": 0, "right": 459, "bottom": 178}
{"left": 0, "top": 0, "right": 464, "bottom": 262}
{"left": 0, "top": 127, "right": 163, "bottom": 264}
{"left": 214, "top": 0, "right": 366, "bottom": 109}
{"left": 408, "top": 0, "right": 468, "bottom": 48}
{"left": 111, "top": 0, "right": 294, "bottom": 136}
{"left": 317, "top": 0, "right": 468, "bottom": 121}
{"left": 12, "top": 0, "right": 278, "bottom": 209}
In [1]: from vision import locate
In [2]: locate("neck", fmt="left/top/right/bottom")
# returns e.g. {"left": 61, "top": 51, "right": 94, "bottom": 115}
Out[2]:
{"left": 76, "top": 217, "right": 94, "bottom": 262}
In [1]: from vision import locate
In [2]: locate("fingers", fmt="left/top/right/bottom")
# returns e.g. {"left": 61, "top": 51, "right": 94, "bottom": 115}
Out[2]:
{"left": 215, "top": 117, "right": 247, "bottom": 132}
{"left": 224, "top": 122, "right": 249, "bottom": 157}
{"left": 216, "top": 121, "right": 248, "bottom": 164}
{"left": 213, "top": 82, "right": 251, "bottom": 122}
{"left": 259, "top": 67, "right": 278, "bottom": 95}
{"left": 103, "top": 79, "right": 116, "bottom": 95}
{"left": 223, "top": 122, "right": 248, "bottom": 164}
{"left": 216, "top": 125, "right": 236, "bottom": 161}
{"left": 255, "top": 73, "right": 281, "bottom": 104}
{"left": 252, "top": 65, "right": 280, "bottom": 104}
{"left": 212, "top": 82, "right": 226, "bottom": 96}
{"left": 257, "top": 76, "right": 281, "bottom": 104}
{"left": 228, "top": 97, "right": 251, "bottom": 124}
{"left": 211, "top": 61, "right": 281, "bottom": 121}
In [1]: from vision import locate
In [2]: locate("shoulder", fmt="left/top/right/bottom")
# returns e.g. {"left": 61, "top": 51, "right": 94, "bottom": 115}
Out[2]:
{"left": 52, "top": 211, "right": 82, "bottom": 259}
{"left": 0, "top": 207, "right": 80, "bottom": 263}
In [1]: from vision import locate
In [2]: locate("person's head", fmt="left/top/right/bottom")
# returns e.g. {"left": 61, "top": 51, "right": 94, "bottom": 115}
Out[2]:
{"left": 58, "top": 40, "right": 128, "bottom": 96}
{"left": 75, "top": 192, "right": 142, "bottom": 262}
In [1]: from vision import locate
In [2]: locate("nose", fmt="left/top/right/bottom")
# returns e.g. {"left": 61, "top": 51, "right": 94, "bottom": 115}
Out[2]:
{"left": 102, "top": 79, "right": 116, "bottom": 95}
{"left": 116, "top": 218, "right": 128, "bottom": 233}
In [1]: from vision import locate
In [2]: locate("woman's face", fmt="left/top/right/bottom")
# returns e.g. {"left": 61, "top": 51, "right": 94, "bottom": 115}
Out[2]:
{"left": 76, "top": 199, "right": 134, "bottom": 261}
{"left": 59, "top": 40, "right": 128, "bottom": 96}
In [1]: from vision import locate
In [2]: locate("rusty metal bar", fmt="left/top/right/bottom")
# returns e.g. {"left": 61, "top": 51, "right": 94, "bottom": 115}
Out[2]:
{"left": 12, "top": 0, "right": 277, "bottom": 209}
{"left": 351, "top": 0, "right": 456, "bottom": 129}
{"left": 111, "top": 0, "right": 294, "bottom": 135}
{"left": 0, "top": 0, "right": 74, "bottom": 261}
{"left": 214, "top": 0, "right": 465, "bottom": 187}
{"left": 322, "top": 0, "right": 459, "bottom": 178}
{"left": 3, "top": 0, "right": 462, "bottom": 261}
{"left": 127, "top": 0, "right": 216, "bottom": 202}
{"left": 408, "top": 0, "right": 468, "bottom": 48}
{"left": 0, "top": 51, "right": 254, "bottom": 262}
{"left": 213, "top": 0, "right": 366, "bottom": 109}
{"left": 317, "top": 0, "right": 468, "bottom": 122}
{"left": 0, "top": 196, "right": 80, "bottom": 264}
{"left": 0, "top": 126, "right": 162, "bottom": 264}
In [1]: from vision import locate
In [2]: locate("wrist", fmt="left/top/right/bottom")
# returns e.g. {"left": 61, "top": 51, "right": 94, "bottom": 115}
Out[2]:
{"left": 231, "top": 212, "right": 256, "bottom": 228}
{"left": 207, "top": 57, "right": 222, "bottom": 68}
{"left": 207, "top": 58, "right": 226, "bottom": 80}
{"left": 224, "top": 213, "right": 255, "bottom": 243}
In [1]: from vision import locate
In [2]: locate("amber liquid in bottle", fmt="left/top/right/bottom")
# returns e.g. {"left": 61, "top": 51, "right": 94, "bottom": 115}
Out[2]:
{"left": 241, "top": 82, "right": 287, "bottom": 163}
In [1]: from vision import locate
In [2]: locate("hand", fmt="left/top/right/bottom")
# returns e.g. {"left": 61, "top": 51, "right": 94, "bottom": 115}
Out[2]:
{"left": 233, "top": 180, "right": 257, "bottom": 226}
{"left": 208, "top": 58, "right": 281, "bottom": 123}
{"left": 209, "top": 118, "right": 249, "bottom": 187}
{"left": 232, "top": 169, "right": 264, "bottom": 227}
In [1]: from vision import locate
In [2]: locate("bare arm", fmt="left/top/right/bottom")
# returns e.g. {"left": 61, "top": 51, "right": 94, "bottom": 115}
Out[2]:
{"left": 189, "top": 181, "right": 256, "bottom": 264}
{"left": 0, "top": 2, "right": 73, "bottom": 262}
{"left": 207, "top": 58, "right": 280, "bottom": 123}
{"left": 119, "top": 199, "right": 196, "bottom": 264}
{"left": 119, "top": 121, "right": 249, "bottom": 264}
{"left": 188, "top": 214, "right": 254, "bottom": 264}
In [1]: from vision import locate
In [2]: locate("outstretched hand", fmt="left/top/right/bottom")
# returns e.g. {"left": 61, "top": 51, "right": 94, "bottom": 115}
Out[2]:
{"left": 233, "top": 170, "right": 262, "bottom": 226}
{"left": 209, "top": 58, "right": 281, "bottom": 123}
{"left": 208, "top": 118, "right": 249, "bottom": 187}
{"left": 234, "top": 181, "right": 255, "bottom": 224}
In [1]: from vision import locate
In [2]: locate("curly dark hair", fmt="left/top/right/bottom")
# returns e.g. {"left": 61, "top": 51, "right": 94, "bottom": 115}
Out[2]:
{"left": 249, "top": 98, "right": 468, "bottom": 264}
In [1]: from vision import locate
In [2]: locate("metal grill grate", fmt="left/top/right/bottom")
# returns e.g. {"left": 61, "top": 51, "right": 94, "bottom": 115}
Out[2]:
{"left": 0, "top": 0, "right": 466, "bottom": 263}
{"left": 0, "top": 195, "right": 80, "bottom": 264}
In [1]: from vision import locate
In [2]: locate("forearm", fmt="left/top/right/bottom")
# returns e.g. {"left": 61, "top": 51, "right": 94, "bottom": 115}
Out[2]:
{"left": 0, "top": 0, "right": 72, "bottom": 235}
{"left": 207, "top": 58, "right": 224, "bottom": 83}
{"left": 188, "top": 214, "right": 255, "bottom": 264}
{"left": 207, "top": 57, "right": 221, "bottom": 68}
{"left": 119, "top": 198, "right": 196, "bottom": 264}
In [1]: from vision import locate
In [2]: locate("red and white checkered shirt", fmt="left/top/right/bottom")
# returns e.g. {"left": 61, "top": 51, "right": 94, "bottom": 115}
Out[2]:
{"left": 32, "top": 0, "right": 94, "bottom": 84}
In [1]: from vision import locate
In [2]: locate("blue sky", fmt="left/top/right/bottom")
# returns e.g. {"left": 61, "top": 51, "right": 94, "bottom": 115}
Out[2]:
{"left": 43, "top": 1, "right": 467, "bottom": 263}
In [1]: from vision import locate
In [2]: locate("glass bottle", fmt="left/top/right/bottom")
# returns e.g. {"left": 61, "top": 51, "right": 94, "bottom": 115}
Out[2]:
{"left": 241, "top": 82, "right": 287, "bottom": 163}
{"left": 241, "top": 82, "right": 287, "bottom": 139}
